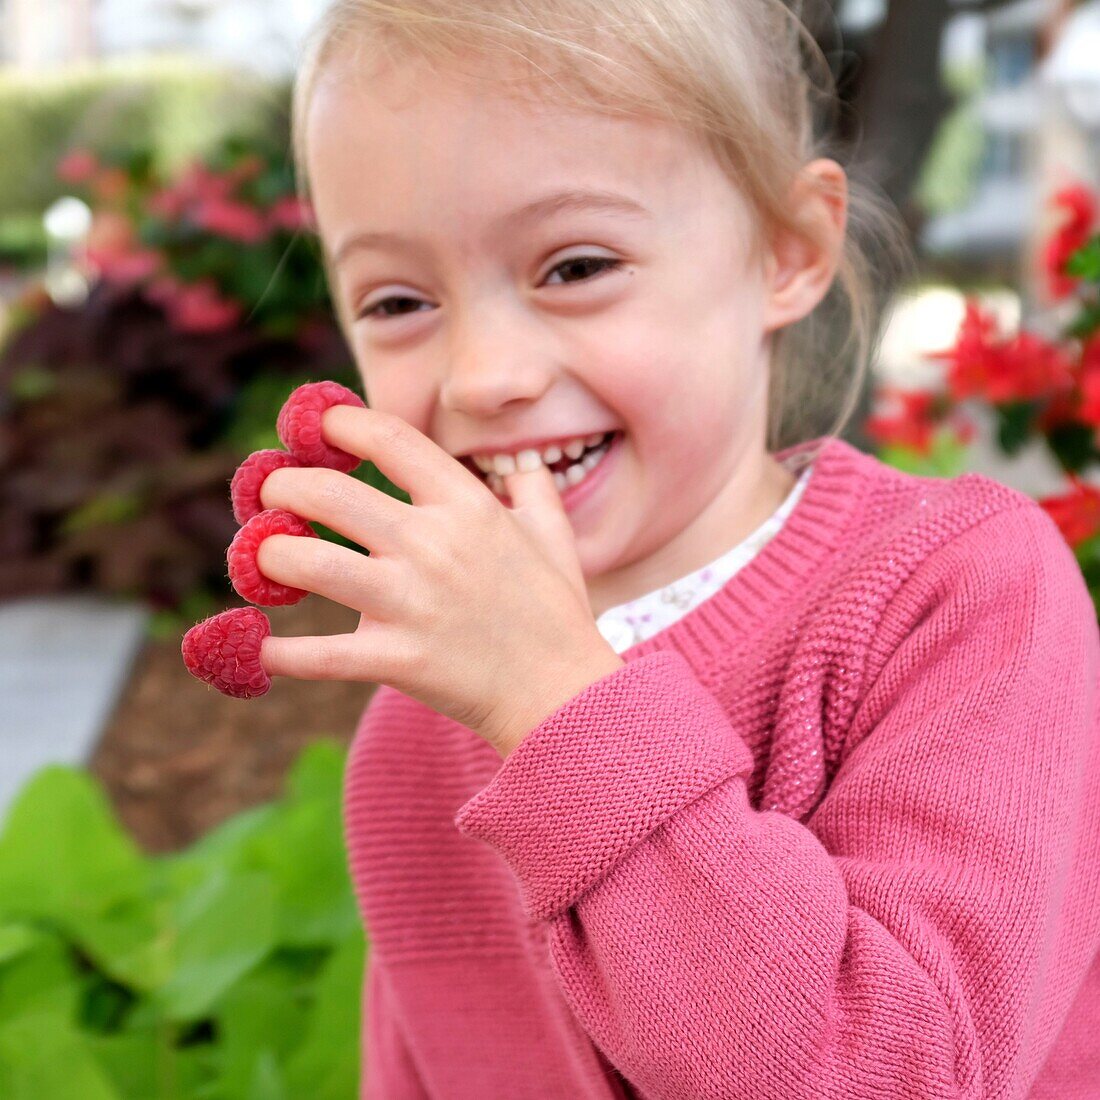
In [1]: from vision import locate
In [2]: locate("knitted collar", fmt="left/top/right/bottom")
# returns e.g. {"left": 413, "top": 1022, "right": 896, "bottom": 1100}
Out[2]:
{"left": 616, "top": 434, "right": 872, "bottom": 667}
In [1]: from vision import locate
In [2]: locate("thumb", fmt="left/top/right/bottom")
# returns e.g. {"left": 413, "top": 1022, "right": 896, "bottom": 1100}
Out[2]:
{"left": 502, "top": 463, "right": 587, "bottom": 600}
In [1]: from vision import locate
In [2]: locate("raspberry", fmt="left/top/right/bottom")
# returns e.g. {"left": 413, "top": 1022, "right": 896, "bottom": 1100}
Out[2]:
{"left": 276, "top": 380, "right": 365, "bottom": 473}
{"left": 230, "top": 448, "right": 303, "bottom": 524}
{"left": 181, "top": 606, "right": 272, "bottom": 699}
{"left": 227, "top": 507, "right": 318, "bottom": 606}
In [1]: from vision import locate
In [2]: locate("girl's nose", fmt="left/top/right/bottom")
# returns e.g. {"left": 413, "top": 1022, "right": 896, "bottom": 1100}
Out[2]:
{"left": 439, "top": 329, "right": 555, "bottom": 417}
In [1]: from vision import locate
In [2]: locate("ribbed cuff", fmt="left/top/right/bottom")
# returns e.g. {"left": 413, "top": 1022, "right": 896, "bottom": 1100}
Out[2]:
{"left": 453, "top": 649, "right": 753, "bottom": 921}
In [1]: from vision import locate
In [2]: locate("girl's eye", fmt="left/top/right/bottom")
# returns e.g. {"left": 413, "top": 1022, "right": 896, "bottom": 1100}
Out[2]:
{"left": 543, "top": 254, "right": 624, "bottom": 286}
{"left": 355, "top": 255, "right": 623, "bottom": 322}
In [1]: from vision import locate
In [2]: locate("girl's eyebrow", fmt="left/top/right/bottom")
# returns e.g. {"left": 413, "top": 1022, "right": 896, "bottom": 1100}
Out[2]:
{"left": 329, "top": 187, "right": 652, "bottom": 269}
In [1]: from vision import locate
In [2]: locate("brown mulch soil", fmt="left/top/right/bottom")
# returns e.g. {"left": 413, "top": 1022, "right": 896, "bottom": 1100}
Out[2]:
{"left": 89, "top": 597, "right": 378, "bottom": 854}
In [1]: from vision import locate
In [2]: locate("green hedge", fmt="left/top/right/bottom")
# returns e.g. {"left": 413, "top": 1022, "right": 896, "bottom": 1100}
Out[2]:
{"left": 0, "top": 55, "right": 288, "bottom": 222}
{"left": 0, "top": 739, "right": 366, "bottom": 1099}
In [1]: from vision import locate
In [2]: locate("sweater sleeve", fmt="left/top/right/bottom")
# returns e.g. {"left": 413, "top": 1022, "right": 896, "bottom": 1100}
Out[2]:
{"left": 453, "top": 503, "right": 1100, "bottom": 1100}
{"left": 361, "top": 952, "right": 430, "bottom": 1100}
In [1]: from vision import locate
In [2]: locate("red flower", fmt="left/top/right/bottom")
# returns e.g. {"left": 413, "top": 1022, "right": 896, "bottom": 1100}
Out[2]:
{"left": 929, "top": 298, "right": 1076, "bottom": 404}
{"left": 928, "top": 299, "right": 999, "bottom": 401}
{"left": 1038, "top": 477, "right": 1100, "bottom": 548}
{"left": 1076, "top": 335, "right": 1100, "bottom": 429}
{"left": 1042, "top": 182, "right": 1098, "bottom": 301}
{"left": 56, "top": 149, "right": 100, "bottom": 184}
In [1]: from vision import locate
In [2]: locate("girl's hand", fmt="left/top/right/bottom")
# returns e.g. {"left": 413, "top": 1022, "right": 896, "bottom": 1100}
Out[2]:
{"left": 254, "top": 405, "right": 626, "bottom": 757}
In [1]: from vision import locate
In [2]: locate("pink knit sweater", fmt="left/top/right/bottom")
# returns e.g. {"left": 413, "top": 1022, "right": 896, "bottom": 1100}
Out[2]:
{"left": 343, "top": 434, "right": 1100, "bottom": 1099}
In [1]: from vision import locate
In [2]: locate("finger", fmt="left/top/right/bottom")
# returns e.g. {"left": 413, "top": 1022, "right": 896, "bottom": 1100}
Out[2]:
{"left": 256, "top": 533, "right": 401, "bottom": 618}
{"left": 502, "top": 459, "right": 565, "bottom": 517}
{"left": 502, "top": 462, "right": 587, "bottom": 598}
{"left": 320, "top": 405, "right": 483, "bottom": 507}
{"left": 261, "top": 626, "right": 403, "bottom": 684}
{"left": 260, "top": 464, "right": 411, "bottom": 557}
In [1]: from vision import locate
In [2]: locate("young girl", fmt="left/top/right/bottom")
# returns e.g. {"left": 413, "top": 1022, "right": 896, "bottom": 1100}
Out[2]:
{"left": 252, "top": 0, "right": 1100, "bottom": 1095}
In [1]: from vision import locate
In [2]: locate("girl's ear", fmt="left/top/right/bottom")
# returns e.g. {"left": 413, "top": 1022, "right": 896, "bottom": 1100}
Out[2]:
{"left": 760, "top": 158, "right": 848, "bottom": 335}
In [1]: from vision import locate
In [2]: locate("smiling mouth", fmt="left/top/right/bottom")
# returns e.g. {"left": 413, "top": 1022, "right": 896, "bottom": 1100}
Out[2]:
{"left": 460, "top": 430, "right": 619, "bottom": 483}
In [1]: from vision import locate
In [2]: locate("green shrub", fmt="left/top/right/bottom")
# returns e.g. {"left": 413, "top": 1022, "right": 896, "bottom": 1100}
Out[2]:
{"left": 0, "top": 739, "right": 366, "bottom": 1099}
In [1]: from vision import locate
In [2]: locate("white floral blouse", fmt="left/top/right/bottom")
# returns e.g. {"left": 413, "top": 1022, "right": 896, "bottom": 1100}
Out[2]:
{"left": 596, "top": 456, "right": 815, "bottom": 653}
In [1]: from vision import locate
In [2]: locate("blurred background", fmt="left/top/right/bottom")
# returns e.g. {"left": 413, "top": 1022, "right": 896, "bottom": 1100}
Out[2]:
{"left": 0, "top": 0, "right": 1098, "bottom": 1095}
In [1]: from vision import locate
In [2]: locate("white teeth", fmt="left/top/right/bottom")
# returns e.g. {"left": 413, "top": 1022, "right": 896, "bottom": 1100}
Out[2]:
{"left": 515, "top": 449, "right": 542, "bottom": 473}
{"left": 472, "top": 432, "right": 613, "bottom": 472}
{"left": 478, "top": 432, "right": 615, "bottom": 500}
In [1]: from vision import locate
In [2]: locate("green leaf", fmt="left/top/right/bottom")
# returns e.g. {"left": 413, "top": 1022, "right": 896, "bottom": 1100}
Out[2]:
{"left": 152, "top": 867, "right": 277, "bottom": 1022}
{"left": 89, "top": 1017, "right": 215, "bottom": 1100}
{"left": 282, "top": 933, "right": 366, "bottom": 1100}
{"left": 1065, "top": 236, "right": 1100, "bottom": 282}
{"left": 58, "top": 490, "right": 147, "bottom": 535}
{"left": 0, "top": 1010, "right": 122, "bottom": 1100}
{"left": 0, "top": 767, "right": 149, "bottom": 927}
{"left": 248, "top": 799, "right": 359, "bottom": 948}
{"left": 246, "top": 1048, "right": 288, "bottom": 1100}
{"left": 84, "top": 1027, "right": 161, "bottom": 1099}
{"left": 876, "top": 430, "right": 970, "bottom": 478}
{"left": 66, "top": 894, "right": 174, "bottom": 992}
{"left": 8, "top": 364, "right": 57, "bottom": 401}
{"left": 285, "top": 739, "right": 346, "bottom": 806}
{"left": 182, "top": 802, "right": 281, "bottom": 865}
{"left": 1063, "top": 302, "right": 1100, "bottom": 341}
{"left": 0, "top": 932, "right": 80, "bottom": 1025}
{"left": 213, "top": 959, "right": 307, "bottom": 1098}
{"left": 0, "top": 924, "right": 47, "bottom": 967}
{"left": 994, "top": 400, "right": 1037, "bottom": 456}
{"left": 1046, "top": 420, "right": 1098, "bottom": 472}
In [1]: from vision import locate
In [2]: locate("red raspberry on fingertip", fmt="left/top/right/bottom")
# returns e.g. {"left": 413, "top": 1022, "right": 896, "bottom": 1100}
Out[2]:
{"left": 227, "top": 507, "right": 318, "bottom": 606}
{"left": 276, "top": 380, "right": 365, "bottom": 473}
{"left": 181, "top": 606, "right": 272, "bottom": 699}
{"left": 230, "top": 448, "right": 303, "bottom": 524}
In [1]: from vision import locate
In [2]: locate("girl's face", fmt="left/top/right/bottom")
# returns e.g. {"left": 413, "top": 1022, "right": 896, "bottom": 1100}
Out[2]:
{"left": 306, "top": 54, "right": 807, "bottom": 615}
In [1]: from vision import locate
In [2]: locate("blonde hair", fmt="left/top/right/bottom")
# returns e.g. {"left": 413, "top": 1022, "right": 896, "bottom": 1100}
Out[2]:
{"left": 290, "top": 0, "right": 914, "bottom": 460}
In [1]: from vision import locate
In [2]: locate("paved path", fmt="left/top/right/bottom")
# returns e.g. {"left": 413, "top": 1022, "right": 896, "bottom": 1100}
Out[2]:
{"left": 0, "top": 594, "right": 149, "bottom": 829}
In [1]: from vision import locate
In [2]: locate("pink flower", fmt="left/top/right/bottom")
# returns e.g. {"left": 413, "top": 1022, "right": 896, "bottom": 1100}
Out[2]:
{"left": 78, "top": 210, "right": 163, "bottom": 285}
{"left": 267, "top": 195, "right": 316, "bottom": 232}
{"left": 56, "top": 149, "right": 100, "bottom": 184}
{"left": 147, "top": 186, "right": 188, "bottom": 220}
{"left": 147, "top": 275, "right": 242, "bottom": 333}
{"left": 84, "top": 246, "right": 163, "bottom": 285}
{"left": 191, "top": 196, "right": 269, "bottom": 243}
{"left": 89, "top": 167, "right": 131, "bottom": 204}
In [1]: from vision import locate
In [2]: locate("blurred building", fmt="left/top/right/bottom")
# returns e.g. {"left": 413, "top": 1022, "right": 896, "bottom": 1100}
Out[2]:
{"left": 921, "top": 0, "right": 1100, "bottom": 288}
